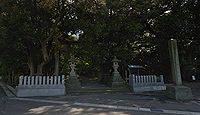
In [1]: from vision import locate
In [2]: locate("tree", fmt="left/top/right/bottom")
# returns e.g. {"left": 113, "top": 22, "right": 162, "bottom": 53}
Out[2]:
{"left": 1, "top": 0, "right": 200, "bottom": 83}
{"left": 0, "top": 0, "right": 62, "bottom": 75}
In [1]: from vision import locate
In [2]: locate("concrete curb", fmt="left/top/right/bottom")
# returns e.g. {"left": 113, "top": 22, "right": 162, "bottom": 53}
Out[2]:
{"left": 74, "top": 102, "right": 200, "bottom": 115}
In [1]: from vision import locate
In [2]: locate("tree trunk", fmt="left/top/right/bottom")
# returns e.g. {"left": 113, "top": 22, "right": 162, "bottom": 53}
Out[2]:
{"left": 37, "top": 62, "right": 45, "bottom": 75}
{"left": 28, "top": 57, "right": 34, "bottom": 76}
{"left": 54, "top": 51, "right": 59, "bottom": 76}
{"left": 36, "top": 42, "right": 49, "bottom": 75}
{"left": 41, "top": 43, "right": 49, "bottom": 62}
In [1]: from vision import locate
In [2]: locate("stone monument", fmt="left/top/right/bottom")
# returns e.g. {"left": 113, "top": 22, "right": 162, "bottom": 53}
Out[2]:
{"left": 67, "top": 56, "right": 81, "bottom": 92}
{"left": 166, "top": 39, "right": 193, "bottom": 100}
{"left": 111, "top": 56, "right": 125, "bottom": 87}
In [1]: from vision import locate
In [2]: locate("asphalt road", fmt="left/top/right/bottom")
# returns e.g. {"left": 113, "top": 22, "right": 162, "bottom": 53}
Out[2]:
{"left": 1, "top": 99, "right": 173, "bottom": 115}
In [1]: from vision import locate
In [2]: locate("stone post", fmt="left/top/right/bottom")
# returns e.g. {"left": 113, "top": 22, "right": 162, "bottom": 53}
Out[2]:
{"left": 111, "top": 56, "right": 124, "bottom": 88}
{"left": 67, "top": 56, "right": 81, "bottom": 93}
{"left": 168, "top": 39, "right": 182, "bottom": 85}
{"left": 166, "top": 39, "right": 193, "bottom": 100}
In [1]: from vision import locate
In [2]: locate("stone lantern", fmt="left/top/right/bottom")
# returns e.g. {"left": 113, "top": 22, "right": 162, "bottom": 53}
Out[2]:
{"left": 111, "top": 56, "right": 124, "bottom": 87}
{"left": 112, "top": 56, "right": 120, "bottom": 74}
{"left": 67, "top": 56, "right": 81, "bottom": 92}
{"left": 69, "top": 57, "right": 76, "bottom": 76}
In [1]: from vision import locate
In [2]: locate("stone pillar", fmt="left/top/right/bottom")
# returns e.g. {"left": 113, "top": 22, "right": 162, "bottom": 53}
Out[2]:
{"left": 166, "top": 39, "right": 193, "bottom": 100}
{"left": 111, "top": 56, "right": 125, "bottom": 88}
{"left": 67, "top": 56, "right": 81, "bottom": 93}
{"left": 168, "top": 39, "right": 182, "bottom": 85}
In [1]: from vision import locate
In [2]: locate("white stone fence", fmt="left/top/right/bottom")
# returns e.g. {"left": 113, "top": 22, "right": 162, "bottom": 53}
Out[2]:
{"left": 16, "top": 75, "right": 65, "bottom": 97}
{"left": 129, "top": 75, "right": 166, "bottom": 92}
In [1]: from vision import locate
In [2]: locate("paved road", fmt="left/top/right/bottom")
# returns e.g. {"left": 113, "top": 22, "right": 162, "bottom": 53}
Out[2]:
{"left": 2, "top": 99, "right": 172, "bottom": 115}
{"left": 1, "top": 91, "right": 199, "bottom": 115}
{"left": 7, "top": 97, "right": 200, "bottom": 115}
{"left": 30, "top": 92, "right": 200, "bottom": 113}
{"left": 1, "top": 88, "right": 174, "bottom": 115}
{"left": 2, "top": 82, "right": 200, "bottom": 115}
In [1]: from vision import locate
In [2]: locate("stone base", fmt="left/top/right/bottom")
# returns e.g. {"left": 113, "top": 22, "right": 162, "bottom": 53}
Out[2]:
{"left": 66, "top": 75, "right": 81, "bottom": 93}
{"left": 112, "top": 72, "right": 125, "bottom": 88}
{"left": 166, "top": 85, "right": 193, "bottom": 100}
{"left": 16, "top": 85, "right": 65, "bottom": 97}
{"left": 132, "top": 85, "right": 166, "bottom": 92}
{"left": 112, "top": 81, "right": 125, "bottom": 88}
{"left": 67, "top": 83, "right": 81, "bottom": 93}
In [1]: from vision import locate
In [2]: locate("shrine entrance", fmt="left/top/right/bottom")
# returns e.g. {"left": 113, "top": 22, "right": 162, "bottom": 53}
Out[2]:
{"left": 66, "top": 56, "right": 129, "bottom": 94}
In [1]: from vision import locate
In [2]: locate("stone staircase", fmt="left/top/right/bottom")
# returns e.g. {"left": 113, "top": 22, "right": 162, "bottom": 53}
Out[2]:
{"left": 71, "top": 87, "right": 130, "bottom": 93}
{"left": 67, "top": 80, "right": 130, "bottom": 94}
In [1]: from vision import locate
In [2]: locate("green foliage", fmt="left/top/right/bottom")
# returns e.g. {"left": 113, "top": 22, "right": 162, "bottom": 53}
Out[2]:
{"left": 0, "top": 0, "right": 200, "bottom": 84}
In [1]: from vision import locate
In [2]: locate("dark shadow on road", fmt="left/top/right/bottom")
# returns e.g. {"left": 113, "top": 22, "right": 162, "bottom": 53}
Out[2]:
{"left": 1, "top": 99, "right": 167, "bottom": 115}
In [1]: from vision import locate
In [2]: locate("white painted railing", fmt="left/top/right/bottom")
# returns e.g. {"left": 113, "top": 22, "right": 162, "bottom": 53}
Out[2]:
{"left": 129, "top": 75, "right": 166, "bottom": 92}
{"left": 18, "top": 75, "right": 65, "bottom": 86}
{"left": 17, "top": 75, "right": 65, "bottom": 97}
{"left": 131, "top": 75, "right": 164, "bottom": 85}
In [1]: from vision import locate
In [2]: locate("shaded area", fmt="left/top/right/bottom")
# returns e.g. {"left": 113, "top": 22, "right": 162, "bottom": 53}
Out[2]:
{"left": 0, "top": 85, "right": 8, "bottom": 114}
{"left": 71, "top": 77, "right": 130, "bottom": 93}
{"left": 0, "top": 86, "right": 7, "bottom": 97}
{"left": 32, "top": 86, "right": 200, "bottom": 113}
{"left": 2, "top": 99, "right": 171, "bottom": 115}
{"left": 3, "top": 82, "right": 200, "bottom": 114}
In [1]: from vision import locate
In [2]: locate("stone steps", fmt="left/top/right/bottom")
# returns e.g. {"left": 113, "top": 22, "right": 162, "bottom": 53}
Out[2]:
{"left": 68, "top": 79, "right": 131, "bottom": 93}
{"left": 67, "top": 86, "right": 130, "bottom": 94}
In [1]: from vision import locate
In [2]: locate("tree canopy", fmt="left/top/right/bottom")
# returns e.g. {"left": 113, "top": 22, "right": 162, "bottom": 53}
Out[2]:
{"left": 0, "top": 0, "right": 200, "bottom": 85}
